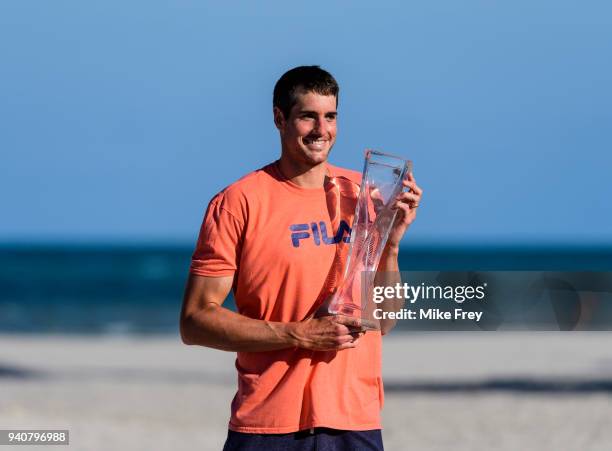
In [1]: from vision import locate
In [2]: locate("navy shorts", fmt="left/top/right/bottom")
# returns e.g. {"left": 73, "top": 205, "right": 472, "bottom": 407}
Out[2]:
{"left": 223, "top": 428, "right": 384, "bottom": 451}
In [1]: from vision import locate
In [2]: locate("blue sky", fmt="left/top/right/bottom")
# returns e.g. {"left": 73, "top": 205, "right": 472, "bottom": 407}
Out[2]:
{"left": 1, "top": 1, "right": 611, "bottom": 245}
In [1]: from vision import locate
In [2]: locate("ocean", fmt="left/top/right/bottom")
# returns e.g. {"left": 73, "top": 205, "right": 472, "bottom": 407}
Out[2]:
{"left": 1, "top": 244, "right": 611, "bottom": 334}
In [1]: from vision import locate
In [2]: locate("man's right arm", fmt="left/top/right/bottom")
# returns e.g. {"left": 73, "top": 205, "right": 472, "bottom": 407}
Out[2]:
{"left": 180, "top": 274, "right": 361, "bottom": 352}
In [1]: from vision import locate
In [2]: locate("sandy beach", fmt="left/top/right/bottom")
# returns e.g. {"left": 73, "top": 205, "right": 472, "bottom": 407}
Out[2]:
{"left": 1, "top": 332, "right": 611, "bottom": 450}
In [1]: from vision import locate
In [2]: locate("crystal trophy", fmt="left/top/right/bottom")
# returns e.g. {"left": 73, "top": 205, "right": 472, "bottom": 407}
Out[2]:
{"left": 327, "top": 150, "right": 412, "bottom": 330}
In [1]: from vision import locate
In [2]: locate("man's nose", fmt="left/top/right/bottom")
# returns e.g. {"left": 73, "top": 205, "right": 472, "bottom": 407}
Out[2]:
{"left": 312, "top": 116, "right": 328, "bottom": 134}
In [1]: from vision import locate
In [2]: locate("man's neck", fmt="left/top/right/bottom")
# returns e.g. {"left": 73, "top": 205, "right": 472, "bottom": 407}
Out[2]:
{"left": 277, "top": 155, "right": 329, "bottom": 189}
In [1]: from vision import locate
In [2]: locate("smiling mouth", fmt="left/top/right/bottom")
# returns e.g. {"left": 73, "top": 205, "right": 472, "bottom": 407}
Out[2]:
{"left": 303, "top": 137, "right": 329, "bottom": 149}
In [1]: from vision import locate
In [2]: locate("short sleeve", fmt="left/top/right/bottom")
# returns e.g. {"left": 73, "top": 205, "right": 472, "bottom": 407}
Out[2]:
{"left": 190, "top": 193, "right": 244, "bottom": 277}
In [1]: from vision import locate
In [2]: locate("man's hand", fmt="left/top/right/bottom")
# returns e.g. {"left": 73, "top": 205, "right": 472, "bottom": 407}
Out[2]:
{"left": 375, "top": 172, "right": 423, "bottom": 335}
{"left": 288, "top": 315, "right": 364, "bottom": 351}
{"left": 181, "top": 275, "right": 364, "bottom": 352}
{"left": 386, "top": 172, "right": 423, "bottom": 250}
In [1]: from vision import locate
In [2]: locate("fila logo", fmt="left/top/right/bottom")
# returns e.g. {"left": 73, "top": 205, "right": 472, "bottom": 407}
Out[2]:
{"left": 290, "top": 220, "right": 352, "bottom": 248}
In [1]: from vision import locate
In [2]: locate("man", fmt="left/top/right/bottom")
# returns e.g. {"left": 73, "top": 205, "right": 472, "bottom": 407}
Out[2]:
{"left": 180, "top": 66, "right": 422, "bottom": 450}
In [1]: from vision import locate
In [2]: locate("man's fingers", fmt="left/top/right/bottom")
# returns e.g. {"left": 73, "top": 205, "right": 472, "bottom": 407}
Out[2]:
{"left": 301, "top": 316, "right": 365, "bottom": 351}
{"left": 312, "top": 334, "right": 356, "bottom": 351}
{"left": 337, "top": 340, "right": 358, "bottom": 350}
{"left": 394, "top": 203, "right": 412, "bottom": 221}
{"left": 335, "top": 323, "right": 350, "bottom": 336}
{"left": 334, "top": 315, "right": 362, "bottom": 329}
{"left": 339, "top": 333, "right": 356, "bottom": 344}
{"left": 403, "top": 178, "right": 423, "bottom": 197}
{"left": 350, "top": 331, "right": 363, "bottom": 340}
{"left": 394, "top": 202, "right": 414, "bottom": 215}
{"left": 395, "top": 192, "right": 420, "bottom": 205}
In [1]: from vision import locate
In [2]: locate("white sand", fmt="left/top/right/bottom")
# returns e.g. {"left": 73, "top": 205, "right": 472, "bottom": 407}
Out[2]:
{"left": 1, "top": 332, "right": 611, "bottom": 450}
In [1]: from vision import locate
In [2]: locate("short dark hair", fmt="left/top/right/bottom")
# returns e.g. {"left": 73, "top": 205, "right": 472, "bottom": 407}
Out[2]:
{"left": 273, "top": 66, "right": 339, "bottom": 119}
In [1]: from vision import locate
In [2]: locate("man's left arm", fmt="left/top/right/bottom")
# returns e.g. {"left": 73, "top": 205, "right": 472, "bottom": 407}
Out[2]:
{"left": 374, "top": 172, "right": 423, "bottom": 334}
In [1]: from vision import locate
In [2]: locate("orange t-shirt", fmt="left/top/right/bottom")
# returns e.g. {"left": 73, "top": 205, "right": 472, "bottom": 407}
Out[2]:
{"left": 190, "top": 161, "right": 383, "bottom": 433}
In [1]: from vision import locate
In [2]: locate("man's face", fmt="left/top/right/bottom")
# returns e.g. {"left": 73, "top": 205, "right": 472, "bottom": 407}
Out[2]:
{"left": 275, "top": 89, "right": 337, "bottom": 167}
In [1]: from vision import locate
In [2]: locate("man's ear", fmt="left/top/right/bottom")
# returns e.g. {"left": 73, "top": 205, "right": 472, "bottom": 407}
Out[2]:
{"left": 273, "top": 107, "right": 285, "bottom": 131}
